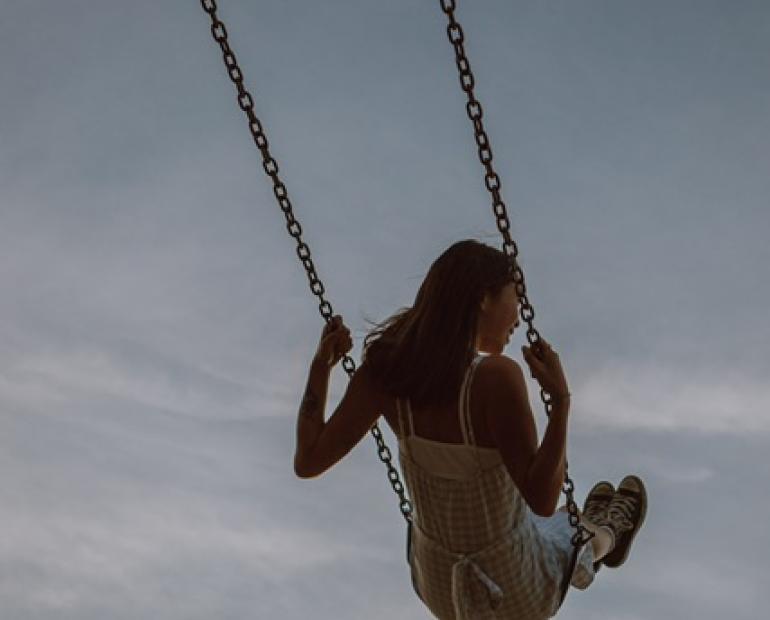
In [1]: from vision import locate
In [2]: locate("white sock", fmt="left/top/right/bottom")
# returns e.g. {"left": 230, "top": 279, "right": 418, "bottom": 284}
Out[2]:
{"left": 599, "top": 525, "right": 616, "bottom": 553}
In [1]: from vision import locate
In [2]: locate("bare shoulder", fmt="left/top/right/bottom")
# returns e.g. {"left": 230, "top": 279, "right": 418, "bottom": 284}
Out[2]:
{"left": 474, "top": 353, "right": 530, "bottom": 428}
{"left": 475, "top": 354, "right": 525, "bottom": 395}
{"left": 478, "top": 353, "right": 521, "bottom": 370}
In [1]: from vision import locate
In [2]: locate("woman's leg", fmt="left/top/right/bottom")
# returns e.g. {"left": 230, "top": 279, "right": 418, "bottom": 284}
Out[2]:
{"left": 557, "top": 506, "right": 614, "bottom": 561}
{"left": 581, "top": 514, "right": 614, "bottom": 561}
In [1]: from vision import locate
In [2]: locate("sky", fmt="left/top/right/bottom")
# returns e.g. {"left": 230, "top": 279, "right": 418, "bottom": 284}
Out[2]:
{"left": 1, "top": 0, "right": 768, "bottom": 618}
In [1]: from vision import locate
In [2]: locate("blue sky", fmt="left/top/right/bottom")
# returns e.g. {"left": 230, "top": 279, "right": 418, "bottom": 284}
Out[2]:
{"left": 1, "top": 1, "right": 768, "bottom": 618}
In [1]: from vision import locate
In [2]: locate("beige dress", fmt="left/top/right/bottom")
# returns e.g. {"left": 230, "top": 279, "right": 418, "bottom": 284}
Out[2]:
{"left": 397, "top": 354, "right": 595, "bottom": 619}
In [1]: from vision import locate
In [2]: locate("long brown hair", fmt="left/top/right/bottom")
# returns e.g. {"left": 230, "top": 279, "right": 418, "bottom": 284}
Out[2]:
{"left": 362, "top": 239, "right": 515, "bottom": 410}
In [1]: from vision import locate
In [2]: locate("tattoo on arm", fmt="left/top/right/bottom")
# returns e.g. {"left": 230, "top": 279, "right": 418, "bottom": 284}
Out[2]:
{"left": 299, "top": 388, "right": 320, "bottom": 421}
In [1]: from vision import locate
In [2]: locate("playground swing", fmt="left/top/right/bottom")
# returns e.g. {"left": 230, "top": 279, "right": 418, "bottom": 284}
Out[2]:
{"left": 199, "top": 0, "right": 595, "bottom": 611}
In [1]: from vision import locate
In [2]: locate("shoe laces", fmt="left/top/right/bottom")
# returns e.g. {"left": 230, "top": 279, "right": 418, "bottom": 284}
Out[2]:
{"left": 607, "top": 495, "right": 637, "bottom": 533}
{"left": 583, "top": 498, "right": 609, "bottom": 523}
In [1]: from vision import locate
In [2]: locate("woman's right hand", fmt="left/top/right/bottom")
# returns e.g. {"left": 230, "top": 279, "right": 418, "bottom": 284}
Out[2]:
{"left": 521, "top": 338, "right": 570, "bottom": 400}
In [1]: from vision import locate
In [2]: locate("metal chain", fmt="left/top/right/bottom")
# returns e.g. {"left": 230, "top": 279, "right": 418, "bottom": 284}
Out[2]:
{"left": 438, "top": 0, "right": 594, "bottom": 550}
{"left": 199, "top": 0, "right": 413, "bottom": 523}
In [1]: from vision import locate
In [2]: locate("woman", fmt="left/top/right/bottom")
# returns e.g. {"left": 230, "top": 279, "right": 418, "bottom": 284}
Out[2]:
{"left": 293, "top": 239, "right": 646, "bottom": 619}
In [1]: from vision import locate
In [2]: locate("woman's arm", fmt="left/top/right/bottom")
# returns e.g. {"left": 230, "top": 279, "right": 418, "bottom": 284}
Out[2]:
{"left": 482, "top": 356, "right": 570, "bottom": 517}
{"left": 294, "top": 357, "right": 331, "bottom": 475}
{"left": 525, "top": 397, "right": 570, "bottom": 515}
{"left": 293, "top": 357, "right": 383, "bottom": 478}
{"left": 293, "top": 316, "right": 381, "bottom": 478}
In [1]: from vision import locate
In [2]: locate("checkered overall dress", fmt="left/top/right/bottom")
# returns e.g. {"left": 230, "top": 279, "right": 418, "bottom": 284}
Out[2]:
{"left": 396, "top": 354, "right": 596, "bottom": 619}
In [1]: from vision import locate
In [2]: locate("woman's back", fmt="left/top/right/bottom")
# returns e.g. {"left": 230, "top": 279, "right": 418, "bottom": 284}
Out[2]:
{"left": 382, "top": 353, "right": 501, "bottom": 449}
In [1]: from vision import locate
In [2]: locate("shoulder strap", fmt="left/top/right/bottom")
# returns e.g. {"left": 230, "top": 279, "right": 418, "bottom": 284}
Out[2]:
{"left": 395, "top": 397, "right": 415, "bottom": 465}
{"left": 457, "top": 355, "right": 485, "bottom": 447}
{"left": 396, "top": 397, "right": 417, "bottom": 437}
{"left": 405, "top": 398, "right": 417, "bottom": 437}
{"left": 461, "top": 354, "right": 496, "bottom": 536}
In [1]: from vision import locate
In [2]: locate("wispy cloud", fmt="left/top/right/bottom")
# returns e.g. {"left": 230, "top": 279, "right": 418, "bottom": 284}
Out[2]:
{"left": 637, "top": 557, "right": 760, "bottom": 611}
{"left": 3, "top": 348, "right": 262, "bottom": 420}
{"left": 573, "top": 361, "right": 770, "bottom": 434}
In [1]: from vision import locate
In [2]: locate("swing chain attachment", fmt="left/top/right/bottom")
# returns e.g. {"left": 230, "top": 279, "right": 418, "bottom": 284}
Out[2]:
{"left": 199, "top": 0, "right": 413, "bottom": 524}
{"left": 438, "top": 0, "right": 594, "bottom": 550}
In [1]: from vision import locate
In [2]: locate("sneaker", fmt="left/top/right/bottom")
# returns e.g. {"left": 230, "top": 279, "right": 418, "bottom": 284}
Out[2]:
{"left": 583, "top": 481, "right": 615, "bottom": 525}
{"left": 582, "top": 481, "right": 615, "bottom": 573}
{"left": 601, "top": 475, "right": 648, "bottom": 568}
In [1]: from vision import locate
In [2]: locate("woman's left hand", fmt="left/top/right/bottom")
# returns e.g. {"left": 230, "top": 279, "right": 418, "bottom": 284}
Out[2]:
{"left": 314, "top": 315, "right": 353, "bottom": 368}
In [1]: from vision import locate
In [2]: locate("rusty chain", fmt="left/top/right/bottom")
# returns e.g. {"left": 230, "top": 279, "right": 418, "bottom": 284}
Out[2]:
{"left": 438, "top": 0, "right": 594, "bottom": 559}
{"left": 199, "top": 0, "right": 413, "bottom": 523}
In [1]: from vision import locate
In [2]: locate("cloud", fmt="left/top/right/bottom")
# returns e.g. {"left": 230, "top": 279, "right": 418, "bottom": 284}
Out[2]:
{"left": 637, "top": 557, "right": 760, "bottom": 610}
{"left": 640, "top": 461, "right": 714, "bottom": 485}
{"left": 0, "top": 398, "right": 382, "bottom": 619}
{"left": 2, "top": 347, "right": 262, "bottom": 420}
{"left": 0, "top": 507, "right": 370, "bottom": 617}
{"left": 572, "top": 361, "right": 770, "bottom": 434}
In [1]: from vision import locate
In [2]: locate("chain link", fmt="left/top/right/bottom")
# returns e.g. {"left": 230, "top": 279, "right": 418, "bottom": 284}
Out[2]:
{"left": 438, "top": 0, "right": 594, "bottom": 551}
{"left": 200, "top": 0, "right": 413, "bottom": 523}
